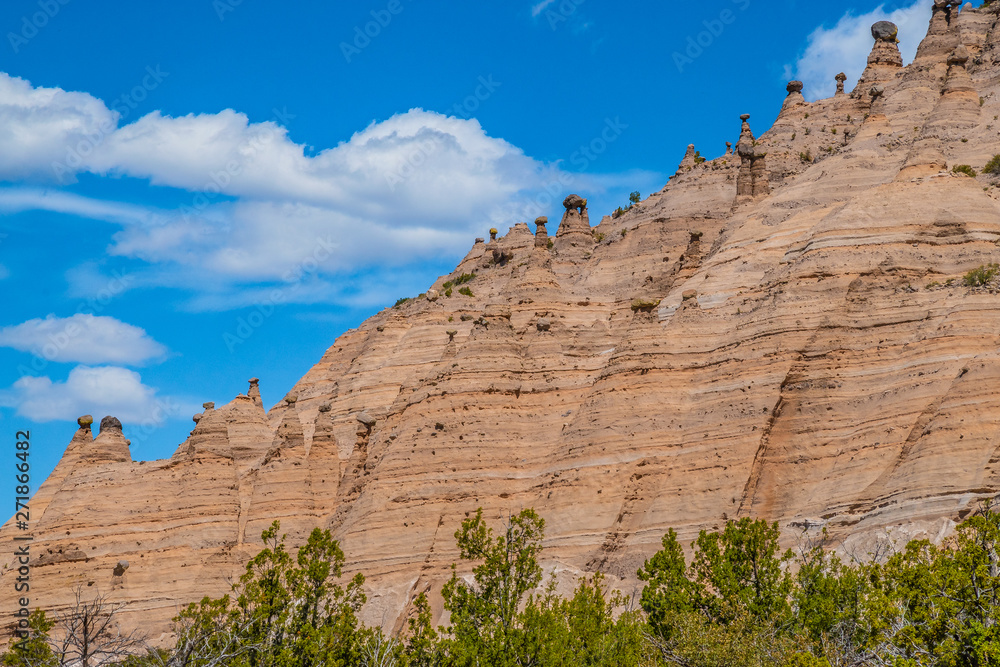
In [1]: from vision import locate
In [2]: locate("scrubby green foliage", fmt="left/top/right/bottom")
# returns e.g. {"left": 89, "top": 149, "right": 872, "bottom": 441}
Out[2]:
{"left": 168, "top": 522, "right": 366, "bottom": 667}
{"left": 13, "top": 504, "right": 1000, "bottom": 666}
{"left": 953, "top": 164, "right": 978, "bottom": 177}
{"left": 637, "top": 505, "right": 1000, "bottom": 667}
{"left": 985, "top": 154, "right": 1000, "bottom": 175}
{"left": 436, "top": 508, "right": 646, "bottom": 667}
{"left": 614, "top": 191, "right": 643, "bottom": 219}
{"left": 443, "top": 273, "right": 476, "bottom": 290}
{"left": 1, "top": 610, "right": 56, "bottom": 667}
{"left": 393, "top": 297, "right": 412, "bottom": 307}
{"left": 964, "top": 263, "right": 999, "bottom": 286}
{"left": 458, "top": 286, "right": 474, "bottom": 297}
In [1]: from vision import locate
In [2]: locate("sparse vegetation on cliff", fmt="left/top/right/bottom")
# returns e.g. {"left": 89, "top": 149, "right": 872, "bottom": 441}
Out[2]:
{"left": 964, "top": 263, "right": 999, "bottom": 286}
{"left": 985, "top": 154, "right": 1000, "bottom": 175}
{"left": 442, "top": 273, "right": 476, "bottom": 298}
{"left": 953, "top": 164, "right": 977, "bottom": 177}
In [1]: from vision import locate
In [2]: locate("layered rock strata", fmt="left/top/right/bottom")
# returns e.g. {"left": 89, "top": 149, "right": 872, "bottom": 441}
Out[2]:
{"left": 8, "top": 4, "right": 1000, "bottom": 641}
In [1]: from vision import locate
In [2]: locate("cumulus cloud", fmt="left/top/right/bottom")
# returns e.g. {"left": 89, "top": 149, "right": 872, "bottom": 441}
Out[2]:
{"left": 791, "top": 0, "right": 931, "bottom": 101}
{"left": 0, "top": 73, "right": 116, "bottom": 181}
{"left": 0, "top": 314, "right": 167, "bottom": 365}
{"left": 0, "top": 72, "right": 660, "bottom": 309}
{"left": 0, "top": 365, "right": 195, "bottom": 425}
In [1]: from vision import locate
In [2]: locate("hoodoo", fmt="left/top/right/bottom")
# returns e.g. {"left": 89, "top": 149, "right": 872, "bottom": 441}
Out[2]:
{"left": 735, "top": 114, "right": 770, "bottom": 202}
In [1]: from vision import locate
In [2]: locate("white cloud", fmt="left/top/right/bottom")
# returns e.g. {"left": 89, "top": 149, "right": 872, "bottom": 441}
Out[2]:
{"left": 0, "top": 73, "right": 116, "bottom": 181}
{"left": 0, "top": 72, "right": 661, "bottom": 309}
{"left": 792, "top": 0, "right": 931, "bottom": 101}
{"left": 0, "top": 365, "right": 195, "bottom": 425}
{"left": 0, "top": 187, "right": 160, "bottom": 225}
{"left": 531, "top": 0, "right": 556, "bottom": 17}
{"left": 0, "top": 314, "right": 167, "bottom": 365}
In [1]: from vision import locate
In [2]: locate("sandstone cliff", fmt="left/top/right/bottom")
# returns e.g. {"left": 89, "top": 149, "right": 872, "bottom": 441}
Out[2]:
{"left": 7, "top": 0, "right": 1000, "bottom": 639}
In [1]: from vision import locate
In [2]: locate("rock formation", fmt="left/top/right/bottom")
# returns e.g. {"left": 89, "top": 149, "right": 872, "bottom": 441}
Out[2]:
{"left": 553, "top": 194, "right": 595, "bottom": 257}
{"left": 735, "top": 114, "right": 770, "bottom": 202}
{"left": 853, "top": 20, "right": 904, "bottom": 98}
{"left": 8, "top": 5, "right": 1000, "bottom": 644}
{"left": 534, "top": 216, "right": 549, "bottom": 249}
{"left": 783, "top": 80, "right": 806, "bottom": 111}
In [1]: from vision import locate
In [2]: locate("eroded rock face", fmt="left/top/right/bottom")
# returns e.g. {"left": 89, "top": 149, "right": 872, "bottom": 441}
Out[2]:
{"left": 6, "top": 0, "right": 1000, "bottom": 643}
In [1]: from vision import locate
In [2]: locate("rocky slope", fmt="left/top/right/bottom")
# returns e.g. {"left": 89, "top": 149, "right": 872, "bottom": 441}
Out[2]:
{"left": 6, "top": 0, "right": 1000, "bottom": 640}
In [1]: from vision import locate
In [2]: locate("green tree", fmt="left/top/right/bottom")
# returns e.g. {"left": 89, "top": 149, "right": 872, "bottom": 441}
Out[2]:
{"left": 521, "top": 573, "right": 647, "bottom": 667}
{"left": 401, "top": 593, "right": 439, "bottom": 667}
{"left": 1, "top": 610, "right": 57, "bottom": 667}
{"left": 171, "top": 522, "right": 365, "bottom": 667}
{"left": 639, "top": 518, "right": 796, "bottom": 666}
{"left": 440, "top": 508, "right": 545, "bottom": 666}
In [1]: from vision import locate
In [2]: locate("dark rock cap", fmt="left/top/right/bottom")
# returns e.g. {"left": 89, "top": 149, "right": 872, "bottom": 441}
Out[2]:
{"left": 740, "top": 114, "right": 751, "bottom": 122}
{"left": 563, "top": 194, "right": 586, "bottom": 210}
{"left": 357, "top": 412, "right": 376, "bottom": 428}
{"left": 871, "top": 21, "right": 898, "bottom": 43}
{"left": 78, "top": 415, "right": 94, "bottom": 428}
{"left": 534, "top": 216, "right": 548, "bottom": 226}
{"left": 835, "top": 72, "right": 847, "bottom": 82}
{"left": 100, "top": 416, "right": 123, "bottom": 433}
{"left": 786, "top": 80, "right": 804, "bottom": 94}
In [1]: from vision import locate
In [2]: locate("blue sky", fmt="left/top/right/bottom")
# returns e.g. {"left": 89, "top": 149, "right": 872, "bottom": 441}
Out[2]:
{"left": 0, "top": 0, "right": 935, "bottom": 501}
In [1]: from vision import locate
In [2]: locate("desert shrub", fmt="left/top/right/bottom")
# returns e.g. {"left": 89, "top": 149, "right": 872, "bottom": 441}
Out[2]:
{"left": 984, "top": 154, "right": 1000, "bottom": 175}
{"left": 953, "top": 164, "right": 977, "bottom": 177}
{"left": 458, "top": 287, "right": 474, "bottom": 297}
{"left": 964, "top": 263, "right": 999, "bottom": 286}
